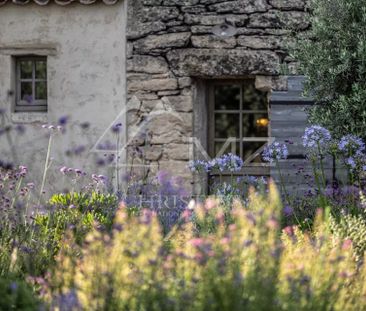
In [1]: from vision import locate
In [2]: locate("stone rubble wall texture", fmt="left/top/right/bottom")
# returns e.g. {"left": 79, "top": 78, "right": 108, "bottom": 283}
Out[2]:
{"left": 126, "top": 0, "right": 310, "bottom": 190}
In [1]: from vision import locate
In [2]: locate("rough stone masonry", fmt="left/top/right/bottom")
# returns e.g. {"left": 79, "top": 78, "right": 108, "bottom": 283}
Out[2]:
{"left": 126, "top": 0, "right": 310, "bottom": 191}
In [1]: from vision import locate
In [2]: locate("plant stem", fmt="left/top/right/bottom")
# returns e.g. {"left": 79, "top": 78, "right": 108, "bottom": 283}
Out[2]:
{"left": 116, "top": 133, "right": 120, "bottom": 193}
{"left": 39, "top": 133, "right": 53, "bottom": 204}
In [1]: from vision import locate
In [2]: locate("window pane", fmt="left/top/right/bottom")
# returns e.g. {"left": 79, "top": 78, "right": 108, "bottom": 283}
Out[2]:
{"left": 20, "top": 61, "right": 33, "bottom": 79}
{"left": 215, "top": 113, "right": 239, "bottom": 138}
{"left": 243, "top": 142, "right": 266, "bottom": 163}
{"left": 35, "top": 61, "right": 47, "bottom": 79}
{"left": 242, "top": 113, "right": 269, "bottom": 137}
{"left": 214, "top": 141, "right": 240, "bottom": 157}
{"left": 243, "top": 82, "right": 267, "bottom": 110}
{"left": 21, "top": 82, "right": 33, "bottom": 103}
{"left": 214, "top": 85, "right": 240, "bottom": 110}
{"left": 35, "top": 82, "right": 47, "bottom": 100}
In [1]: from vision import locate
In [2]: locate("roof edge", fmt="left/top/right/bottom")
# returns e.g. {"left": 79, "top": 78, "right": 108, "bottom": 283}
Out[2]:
{"left": 0, "top": 0, "right": 119, "bottom": 6}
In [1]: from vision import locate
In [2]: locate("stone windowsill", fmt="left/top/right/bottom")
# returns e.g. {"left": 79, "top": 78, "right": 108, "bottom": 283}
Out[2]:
{"left": 11, "top": 112, "right": 48, "bottom": 124}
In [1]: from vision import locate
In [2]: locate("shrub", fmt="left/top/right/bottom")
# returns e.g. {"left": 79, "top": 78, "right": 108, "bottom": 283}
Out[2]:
{"left": 292, "top": 0, "right": 366, "bottom": 140}
{"left": 0, "top": 277, "right": 40, "bottom": 311}
{"left": 49, "top": 191, "right": 118, "bottom": 221}
{"left": 330, "top": 213, "right": 366, "bottom": 263}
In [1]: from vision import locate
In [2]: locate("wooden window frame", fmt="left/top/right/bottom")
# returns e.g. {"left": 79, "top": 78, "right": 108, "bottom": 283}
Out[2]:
{"left": 15, "top": 56, "right": 47, "bottom": 112}
{"left": 207, "top": 79, "right": 270, "bottom": 176}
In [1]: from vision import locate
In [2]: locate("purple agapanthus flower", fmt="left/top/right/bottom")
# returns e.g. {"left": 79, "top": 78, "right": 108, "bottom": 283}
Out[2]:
{"left": 262, "top": 142, "right": 288, "bottom": 163}
{"left": 302, "top": 125, "right": 332, "bottom": 149}
{"left": 338, "top": 135, "right": 365, "bottom": 170}
{"left": 210, "top": 153, "right": 244, "bottom": 172}
{"left": 188, "top": 159, "right": 211, "bottom": 173}
{"left": 338, "top": 135, "right": 365, "bottom": 157}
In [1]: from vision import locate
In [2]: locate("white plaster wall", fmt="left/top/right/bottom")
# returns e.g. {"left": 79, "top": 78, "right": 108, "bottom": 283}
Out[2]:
{"left": 0, "top": 3, "right": 126, "bottom": 194}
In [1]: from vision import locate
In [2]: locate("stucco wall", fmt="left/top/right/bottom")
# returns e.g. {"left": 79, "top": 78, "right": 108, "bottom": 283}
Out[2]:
{"left": 0, "top": 2, "right": 126, "bottom": 193}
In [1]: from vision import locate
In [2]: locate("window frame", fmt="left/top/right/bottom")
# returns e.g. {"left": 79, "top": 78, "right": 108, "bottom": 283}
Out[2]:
{"left": 15, "top": 56, "right": 47, "bottom": 113}
{"left": 207, "top": 79, "right": 270, "bottom": 176}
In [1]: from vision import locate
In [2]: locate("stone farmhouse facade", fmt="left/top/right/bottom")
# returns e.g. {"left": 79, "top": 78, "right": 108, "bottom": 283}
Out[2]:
{"left": 0, "top": 0, "right": 317, "bottom": 194}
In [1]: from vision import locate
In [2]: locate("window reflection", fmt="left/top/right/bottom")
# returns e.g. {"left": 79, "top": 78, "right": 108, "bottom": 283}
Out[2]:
{"left": 214, "top": 85, "right": 240, "bottom": 110}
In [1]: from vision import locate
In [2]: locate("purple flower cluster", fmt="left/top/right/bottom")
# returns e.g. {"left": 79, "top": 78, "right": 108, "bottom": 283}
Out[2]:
{"left": 188, "top": 160, "right": 210, "bottom": 173}
{"left": 302, "top": 125, "right": 332, "bottom": 149}
{"left": 338, "top": 135, "right": 365, "bottom": 156}
{"left": 210, "top": 153, "right": 244, "bottom": 172}
{"left": 188, "top": 154, "right": 244, "bottom": 173}
{"left": 59, "top": 166, "right": 86, "bottom": 177}
{"left": 262, "top": 142, "right": 288, "bottom": 163}
{"left": 215, "top": 182, "right": 240, "bottom": 197}
{"left": 338, "top": 135, "right": 365, "bottom": 169}
{"left": 91, "top": 174, "right": 107, "bottom": 185}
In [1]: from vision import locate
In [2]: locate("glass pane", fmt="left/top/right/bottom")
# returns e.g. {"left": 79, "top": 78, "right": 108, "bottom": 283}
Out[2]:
{"left": 21, "top": 82, "right": 33, "bottom": 103}
{"left": 215, "top": 113, "right": 239, "bottom": 138}
{"left": 243, "top": 82, "right": 267, "bottom": 110}
{"left": 35, "top": 82, "right": 47, "bottom": 100}
{"left": 214, "top": 85, "right": 240, "bottom": 110}
{"left": 243, "top": 142, "right": 266, "bottom": 163}
{"left": 35, "top": 61, "right": 47, "bottom": 79}
{"left": 242, "top": 113, "right": 269, "bottom": 137}
{"left": 20, "top": 60, "right": 33, "bottom": 79}
{"left": 214, "top": 141, "right": 240, "bottom": 157}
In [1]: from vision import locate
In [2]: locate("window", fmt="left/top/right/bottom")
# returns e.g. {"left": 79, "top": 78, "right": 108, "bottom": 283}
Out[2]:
{"left": 15, "top": 56, "right": 47, "bottom": 112}
{"left": 208, "top": 80, "right": 270, "bottom": 176}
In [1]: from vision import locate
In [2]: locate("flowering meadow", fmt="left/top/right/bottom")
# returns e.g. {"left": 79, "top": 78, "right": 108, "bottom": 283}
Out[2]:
{"left": 1, "top": 122, "right": 366, "bottom": 310}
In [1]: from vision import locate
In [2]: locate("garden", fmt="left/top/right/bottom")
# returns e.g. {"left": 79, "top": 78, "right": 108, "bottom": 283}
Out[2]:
{"left": 2, "top": 0, "right": 366, "bottom": 310}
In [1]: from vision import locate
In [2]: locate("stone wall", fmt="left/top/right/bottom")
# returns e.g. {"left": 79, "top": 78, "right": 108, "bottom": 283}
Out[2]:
{"left": 126, "top": 0, "right": 310, "bottom": 190}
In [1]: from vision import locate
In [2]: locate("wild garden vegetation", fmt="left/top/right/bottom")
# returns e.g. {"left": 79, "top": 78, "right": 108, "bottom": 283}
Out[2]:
{"left": 1, "top": 0, "right": 366, "bottom": 310}
{"left": 1, "top": 121, "right": 366, "bottom": 310}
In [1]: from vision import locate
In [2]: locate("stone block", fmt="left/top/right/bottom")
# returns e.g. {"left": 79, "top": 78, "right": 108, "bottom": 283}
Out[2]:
{"left": 127, "top": 21, "right": 166, "bottom": 40}
{"left": 191, "top": 25, "right": 213, "bottom": 34}
{"left": 248, "top": 11, "right": 309, "bottom": 30}
{"left": 144, "top": 112, "right": 190, "bottom": 144}
{"left": 142, "top": 0, "right": 162, "bottom": 5}
{"left": 128, "top": 78, "right": 178, "bottom": 92}
{"left": 191, "top": 35, "right": 236, "bottom": 49}
{"left": 237, "top": 35, "right": 285, "bottom": 49}
{"left": 178, "top": 77, "right": 192, "bottom": 88}
{"left": 142, "top": 99, "right": 164, "bottom": 111}
{"left": 144, "top": 145, "right": 163, "bottom": 161}
{"left": 164, "top": 143, "right": 191, "bottom": 160}
{"left": 134, "top": 32, "right": 191, "bottom": 52}
{"left": 255, "top": 76, "right": 287, "bottom": 92}
{"left": 225, "top": 15, "right": 249, "bottom": 27}
{"left": 269, "top": 0, "right": 305, "bottom": 10}
{"left": 167, "top": 48, "right": 280, "bottom": 76}
{"left": 127, "top": 55, "right": 169, "bottom": 74}
{"left": 208, "top": 0, "right": 269, "bottom": 13}
{"left": 140, "top": 6, "right": 180, "bottom": 22}
{"left": 181, "top": 5, "right": 207, "bottom": 13}
{"left": 164, "top": 0, "right": 199, "bottom": 5}
{"left": 184, "top": 14, "right": 226, "bottom": 25}
{"left": 162, "top": 95, "right": 193, "bottom": 112}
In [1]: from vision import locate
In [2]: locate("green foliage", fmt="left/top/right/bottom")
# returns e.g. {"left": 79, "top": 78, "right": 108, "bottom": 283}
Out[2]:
{"left": 0, "top": 278, "right": 40, "bottom": 311}
{"left": 292, "top": 0, "right": 366, "bottom": 139}
{"left": 49, "top": 191, "right": 118, "bottom": 219}
{"left": 0, "top": 191, "right": 118, "bottom": 279}
{"left": 330, "top": 213, "right": 366, "bottom": 262}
